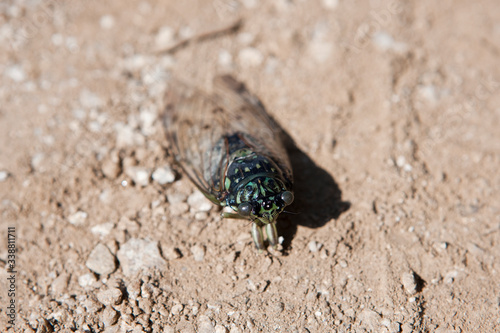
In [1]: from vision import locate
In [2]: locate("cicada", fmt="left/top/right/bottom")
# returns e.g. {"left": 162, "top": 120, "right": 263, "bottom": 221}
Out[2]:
{"left": 163, "top": 75, "right": 294, "bottom": 250}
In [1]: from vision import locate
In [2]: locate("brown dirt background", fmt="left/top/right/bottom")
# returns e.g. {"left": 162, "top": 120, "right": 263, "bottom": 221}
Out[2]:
{"left": 1, "top": 0, "right": 499, "bottom": 332}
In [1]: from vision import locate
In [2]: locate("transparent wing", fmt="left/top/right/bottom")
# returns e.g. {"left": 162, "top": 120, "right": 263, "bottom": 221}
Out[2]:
{"left": 163, "top": 75, "right": 292, "bottom": 202}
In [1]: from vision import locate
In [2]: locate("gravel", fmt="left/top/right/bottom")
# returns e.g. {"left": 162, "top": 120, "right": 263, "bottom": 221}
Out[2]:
{"left": 152, "top": 166, "right": 176, "bottom": 185}
{"left": 86, "top": 243, "right": 117, "bottom": 276}
{"left": 116, "top": 238, "right": 167, "bottom": 276}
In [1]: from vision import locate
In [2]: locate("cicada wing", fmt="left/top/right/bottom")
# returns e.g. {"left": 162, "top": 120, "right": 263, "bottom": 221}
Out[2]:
{"left": 163, "top": 80, "right": 229, "bottom": 204}
{"left": 213, "top": 75, "right": 293, "bottom": 185}
{"left": 163, "top": 75, "right": 293, "bottom": 204}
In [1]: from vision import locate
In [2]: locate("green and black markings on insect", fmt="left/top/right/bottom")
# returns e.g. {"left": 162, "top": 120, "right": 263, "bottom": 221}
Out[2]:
{"left": 163, "top": 75, "right": 294, "bottom": 250}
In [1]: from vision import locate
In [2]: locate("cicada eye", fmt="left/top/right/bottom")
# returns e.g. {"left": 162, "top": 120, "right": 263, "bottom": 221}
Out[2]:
{"left": 281, "top": 191, "right": 294, "bottom": 205}
{"left": 237, "top": 202, "right": 253, "bottom": 217}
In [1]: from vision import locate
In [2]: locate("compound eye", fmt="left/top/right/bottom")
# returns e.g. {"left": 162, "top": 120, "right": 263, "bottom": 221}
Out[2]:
{"left": 237, "top": 202, "right": 253, "bottom": 217}
{"left": 281, "top": 191, "right": 294, "bottom": 205}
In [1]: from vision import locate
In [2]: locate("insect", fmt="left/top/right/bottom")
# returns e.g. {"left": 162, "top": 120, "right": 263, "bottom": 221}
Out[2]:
{"left": 163, "top": 75, "right": 294, "bottom": 250}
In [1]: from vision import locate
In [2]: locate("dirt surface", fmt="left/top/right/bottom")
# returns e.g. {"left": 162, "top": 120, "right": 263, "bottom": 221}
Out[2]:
{"left": 1, "top": 0, "right": 499, "bottom": 332}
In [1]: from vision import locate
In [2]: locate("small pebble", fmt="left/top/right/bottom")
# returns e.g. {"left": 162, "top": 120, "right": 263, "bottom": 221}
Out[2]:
{"left": 444, "top": 270, "right": 458, "bottom": 284}
{"left": 187, "top": 191, "right": 213, "bottom": 213}
{"left": 68, "top": 211, "right": 88, "bottom": 226}
{"left": 322, "top": 0, "right": 338, "bottom": 9}
{"left": 96, "top": 288, "right": 123, "bottom": 306}
{"left": 372, "top": 31, "right": 407, "bottom": 52}
{"left": 0, "top": 171, "right": 9, "bottom": 182}
{"left": 100, "top": 15, "right": 115, "bottom": 29}
{"left": 171, "top": 303, "right": 184, "bottom": 315}
{"left": 127, "top": 280, "right": 142, "bottom": 301}
{"left": 197, "top": 315, "right": 215, "bottom": 333}
{"left": 125, "top": 166, "right": 150, "bottom": 187}
{"left": 308, "top": 240, "right": 322, "bottom": 253}
{"left": 5, "top": 64, "right": 26, "bottom": 82}
{"left": 238, "top": 47, "right": 263, "bottom": 67}
{"left": 139, "top": 107, "right": 158, "bottom": 136}
{"left": 101, "top": 306, "right": 119, "bottom": 326}
{"left": 116, "top": 238, "right": 166, "bottom": 276}
{"left": 401, "top": 272, "right": 417, "bottom": 295}
{"left": 90, "top": 222, "right": 115, "bottom": 238}
{"left": 152, "top": 166, "right": 176, "bottom": 185}
{"left": 31, "top": 153, "right": 45, "bottom": 171}
{"left": 86, "top": 243, "right": 117, "bottom": 276}
{"left": 359, "top": 309, "right": 380, "bottom": 329}
{"left": 50, "top": 274, "right": 69, "bottom": 295}
{"left": 78, "top": 273, "right": 98, "bottom": 288}
{"left": 156, "top": 26, "right": 175, "bottom": 49}
{"left": 190, "top": 244, "right": 205, "bottom": 262}
{"left": 215, "top": 325, "right": 228, "bottom": 333}
{"left": 162, "top": 245, "right": 182, "bottom": 260}
{"left": 218, "top": 50, "right": 233, "bottom": 67}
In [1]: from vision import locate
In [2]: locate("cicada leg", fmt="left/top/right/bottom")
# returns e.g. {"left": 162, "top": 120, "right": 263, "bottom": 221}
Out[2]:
{"left": 265, "top": 223, "right": 279, "bottom": 248}
{"left": 221, "top": 212, "right": 242, "bottom": 219}
{"left": 251, "top": 222, "right": 265, "bottom": 251}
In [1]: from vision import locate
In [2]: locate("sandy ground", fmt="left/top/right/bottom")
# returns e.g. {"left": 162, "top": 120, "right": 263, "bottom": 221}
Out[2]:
{"left": 1, "top": 0, "right": 499, "bottom": 332}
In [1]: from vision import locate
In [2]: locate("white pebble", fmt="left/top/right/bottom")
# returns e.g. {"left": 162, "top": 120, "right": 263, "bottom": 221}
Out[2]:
{"left": 152, "top": 166, "right": 176, "bottom": 185}
{"left": 4, "top": 64, "right": 26, "bottom": 82}
{"left": 187, "top": 191, "right": 213, "bottom": 213}
{"left": 190, "top": 244, "right": 205, "bottom": 262}
{"left": 31, "top": 153, "right": 45, "bottom": 171}
{"left": 396, "top": 156, "right": 406, "bottom": 167}
{"left": 51, "top": 33, "right": 64, "bottom": 46}
{"left": 100, "top": 15, "right": 115, "bottom": 29}
{"left": 0, "top": 171, "right": 9, "bottom": 182}
{"left": 156, "top": 26, "right": 175, "bottom": 49}
{"left": 308, "top": 41, "right": 333, "bottom": 63}
{"left": 308, "top": 240, "right": 322, "bottom": 252}
{"left": 238, "top": 47, "right": 263, "bottom": 67}
{"left": 68, "top": 211, "right": 88, "bottom": 226}
{"left": 90, "top": 222, "right": 115, "bottom": 237}
{"left": 322, "top": 0, "right": 339, "bottom": 9}
{"left": 139, "top": 107, "right": 158, "bottom": 136}
{"left": 372, "top": 31, "right": 407, "bottom": 52}
{"left": 78, "top": 273, "right": 97, "bottom": 287}
{"left": 218, "top": 50, "right": 233, "bottom": 67}
{"left": 125, "top": 166, "right": 150, "bottom": 187}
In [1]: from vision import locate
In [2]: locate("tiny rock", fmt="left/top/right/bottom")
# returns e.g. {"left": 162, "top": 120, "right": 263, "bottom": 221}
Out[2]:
{"left": 86, "top": 243, "right": 117, "bottom": 276}
{"left": 78, "top": 273, "right": 98, "bottom": 288}
{"left": 238, "top": 47, "right": 264, "bottom": 67}
{"left": 0, "top": 170, "right": 9, "bottom": 182}
{"left": 401, "top": 272, "right": 418, "bottom": 295}
{"left": 116, "top": 238, "right": 166, "bottom": 276}
{"left": 101, "top": 306, "right": 119, "bottom": 326}
{"left": 190, "top": 244, "right": 205, "bottom": 262}
{"left": 152, "top": 166, "right": 176, "bottom": 185}
{"left": 156, "top": 26, "right": 175, "bottom": 49}
{"left": 68, "top": 211, "right": 88, "bottom": 226}
{"left": 96, "top": 287, "right": 123, "bottom": 306}
{"left": 125, "top": 166, "right": 150, "bottom": 187}
{"left": 50, "top": 273, "right": 69, "bottom": 295}
{"left": 187, "top": 191, "right": 212, "bottom": 213}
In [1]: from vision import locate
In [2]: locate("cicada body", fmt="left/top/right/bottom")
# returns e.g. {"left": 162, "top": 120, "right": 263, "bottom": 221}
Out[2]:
{"left": 163, "top": 75, "right": 293, "bottom": 250}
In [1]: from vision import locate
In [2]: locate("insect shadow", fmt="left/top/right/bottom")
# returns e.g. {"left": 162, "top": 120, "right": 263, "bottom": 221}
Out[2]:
{"left": 277, "top": 129, "right": 351, "bottom": 250}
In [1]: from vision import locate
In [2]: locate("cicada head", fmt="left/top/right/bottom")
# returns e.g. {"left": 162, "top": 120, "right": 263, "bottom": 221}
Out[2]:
{"left": 231, "top": 176, "right": 294, "bottom": 225}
